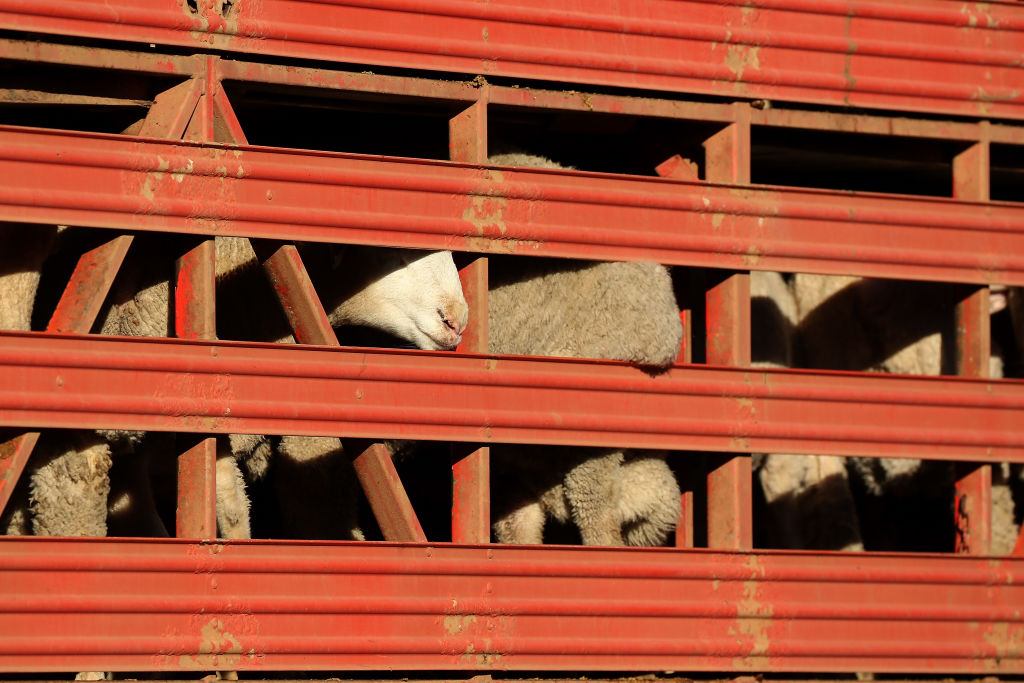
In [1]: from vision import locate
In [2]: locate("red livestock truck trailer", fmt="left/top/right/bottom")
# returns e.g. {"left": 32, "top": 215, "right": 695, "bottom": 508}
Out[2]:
{"left": 0, "top": 0, "right": 1023, "bottom": 679}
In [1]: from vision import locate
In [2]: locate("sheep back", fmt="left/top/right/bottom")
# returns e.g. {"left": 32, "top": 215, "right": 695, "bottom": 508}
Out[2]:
{"left": 488, "top": 258, "right": 683, "bottom": 368}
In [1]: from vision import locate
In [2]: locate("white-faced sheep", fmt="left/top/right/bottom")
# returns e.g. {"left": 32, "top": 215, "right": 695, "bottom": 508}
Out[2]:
{"left": 484, "top": 152, "right": 683, "bottom": 548}
{"left": 261, "top": 153, "right": 685, "bottom": 546}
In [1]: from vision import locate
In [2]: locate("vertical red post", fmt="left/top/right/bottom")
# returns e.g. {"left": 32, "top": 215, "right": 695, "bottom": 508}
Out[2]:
{"left": 170, "top": 65, "right": 225, "bottom": 539}
{"left": 953, "top": 128, "right": 992, "bottom": 555}
{"left": 702, "top": 103, "right": 754, "bottom": 551}
{"left": 703, "top": 103, "right": 752, "bottom": 185}
{"left": 184, "top": 57, "right": 218, "bottom": 143}
{"left": 175, "top": 238, "right": 216, "bottom": 340}
{"left": 174, "top": 237, "right": 218, "bottom": 538}
{"left": 450, "top": 95, "right": 492, "bottom": 543}
{"left": 449, "top": 97, "right": 488, "bottom": 164}
{"left": 0, "top": 432, "right": 39, "bottom": 518}
{"left": 176, "top": 437, "right": 217, "bottom": 538}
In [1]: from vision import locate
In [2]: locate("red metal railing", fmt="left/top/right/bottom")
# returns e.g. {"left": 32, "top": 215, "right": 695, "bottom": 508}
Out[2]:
{"left": 2, "top": 126, "right": 1022, "bottom": 285}
{"left": 0, "top": 0, "right": 1022, "bottom": 120}
{"left": 0, "top": 537, "right": 1021, "bottom": 674}
{"left": 0, "top": 4, "right": 1022, "bottom": 674}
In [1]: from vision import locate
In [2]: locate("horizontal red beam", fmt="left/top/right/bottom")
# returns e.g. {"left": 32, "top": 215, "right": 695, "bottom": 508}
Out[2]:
{"left": 3, "top": 38, "right": 1024, "bottom": 147}
{"left": 2, "top": 332, "right": 1023, "bottom": 461}
{"left": 0, "top": 537, "right": 1020, "bottom": 673}
{"left": 0, "top": 0, "right": 1021, "bottom": 120}
{"left": 2, "top": 126, "right": 1023, "bottom": 285}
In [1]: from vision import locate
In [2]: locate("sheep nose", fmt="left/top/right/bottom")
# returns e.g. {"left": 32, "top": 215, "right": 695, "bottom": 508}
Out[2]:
{"left": 439, "top": 309, "right": 464, "bottom": 336}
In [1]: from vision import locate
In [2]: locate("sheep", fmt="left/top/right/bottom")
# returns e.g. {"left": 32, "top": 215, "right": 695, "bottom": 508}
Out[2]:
{"left": 2, "top": 229, "right": 468, "bottom": 541}
{"left": 0, "top": 225, "right": 118, "bottom": 539}
{"left": 750, "top": 271, "right": 865, "bottom": 552}
{"left": 483, "top": 152, "right": 683, "bottom": 547}
{"left": 769, "top": 274, "right": 1018, "bottom": 553}
{"left": 271, "top": 153, "right": 684, "bottom": 546}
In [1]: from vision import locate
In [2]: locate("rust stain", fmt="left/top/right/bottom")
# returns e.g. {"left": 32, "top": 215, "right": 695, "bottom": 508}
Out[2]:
{"left": 741, "top": 244, "right": 764, "bottom": 267}
{"left": 462, "top": 195, "right": 508, "bottom": 236}
{"left": 961, "top": 3, "right": 999, "bottom": 28}
{"left": 725, "top": 45, "right": 760, "bottom": 80}
{"left": 730, "top": 555, "right": 773, "bottom": 670}
{"left": 443, "top": 613, "right": 478, "bottom": 635}
{"left": 177, "top": 616, "right": 261, "bottom": 670}
{"left": 982, "top": 622, "right": 1024, "bottom": 671}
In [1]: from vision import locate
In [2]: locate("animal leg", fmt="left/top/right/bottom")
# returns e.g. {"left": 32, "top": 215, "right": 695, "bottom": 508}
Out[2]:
{"left": 493, "top": 499, "right": 546, "bottom": 544}
{"left": 563, "top": 451, "right": 625, "bottom": 546}
{"left": 618, "top": 452, "right": 681, "bottom": 547}
{"left": 215, "top": 450, "right": 251, "bottom": 540}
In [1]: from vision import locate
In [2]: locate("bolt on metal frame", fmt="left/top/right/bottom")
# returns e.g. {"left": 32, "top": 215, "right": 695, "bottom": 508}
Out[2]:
{"left": 0, "top": 1, "right": 1023, "bottom": 674}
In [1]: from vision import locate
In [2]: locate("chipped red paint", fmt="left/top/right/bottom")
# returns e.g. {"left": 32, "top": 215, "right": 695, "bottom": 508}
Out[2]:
{"left": 0, "top": 537, "right": 1021, "bottom": 673}
{"left": 0, "top": 0, "right": 1022, "bottom": 120}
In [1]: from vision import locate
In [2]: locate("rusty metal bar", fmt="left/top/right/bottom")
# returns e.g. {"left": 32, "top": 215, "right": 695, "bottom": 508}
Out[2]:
{"left": 0, "top": 431, "right": 38, "bottom": 517}
{"left": 952, "top": 135, "right": 994, "bottom": 556}
{"left": 3, "top": 37, "right": 1023, "bottom": 147}
{"left": 702, "top": 104, "right": 754, "bottom": 550}
{"left": 176, "top": 436, "right": 217, "bottom": 538}
{"left": 352, "top": 442, "right": 427, "bottom": 543}
{"left": 183, "top": 58, "right": 217, "bottom": 143}
{"left": 456, "top": 258, "right": 489, "bottom": 355}
{"left": 0, "top": 536, "right": 1021, "bottom": 673}
{"left": 4, "top": 332, "right": 1023, "bottom": 462}
{"left": 705, "top": 103, "right": 752, "bottom": 185}
{"left": 46, "top": 234, "right": 133, "bottom": 334}
{"left": 704, "top": 271, "right": 752, "bottom": 368}
{"left": 1, "top": 0, "right": 1022, "bottom": 120}
{"left": 138, "top": 79, "right": 202, "bottom": 140}
{"left": 452, "top": 445, "right": 490, "bottom": 545}
{"left": 211, "top": 81, "right": 248, "bottom": 145}
{"left": 706, "top": 455, "right": 753, "bottom": 551}
{"left": 256, "top": 244, "right": 339, "bottom": 347}
{"left": 452, "top": 257, "right": 490, "bottom": 544}
{"left": 0, "top": 89, "right": 150, "bottom": 107}
{"left": 449, "top": 98, "right": 488, "bottom": 165}
{"left": 0, "top": 37, "right": 200, "bottom": 74}
{"left": 5, "top": 127, "right": 1023, "bottom": 285}
{"left": 674, "top": 485, "right": 695, "bottom": 549}
{"left": 174, "top": 238, "right": 216, "bottom": 340}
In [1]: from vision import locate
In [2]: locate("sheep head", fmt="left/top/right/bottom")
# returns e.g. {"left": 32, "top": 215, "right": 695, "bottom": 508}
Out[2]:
{"left": 329, "top": 247, "right": 469, "bottom": 351}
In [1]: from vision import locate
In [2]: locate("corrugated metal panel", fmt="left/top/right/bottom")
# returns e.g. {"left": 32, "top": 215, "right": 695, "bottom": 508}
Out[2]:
{"left": 1, "top": 126, "right": 1022, "bottom": 285}
{"left": 1, "top": 331, "right": 1022, "bottom": 461}
{"left": 0, "top": 537, "right": 1021, "bottom": 674}
{"left": 0, "top": 0, "right": 1021, "bottom": 120}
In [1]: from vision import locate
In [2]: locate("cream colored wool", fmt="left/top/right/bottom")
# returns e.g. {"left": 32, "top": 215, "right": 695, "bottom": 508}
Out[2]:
{"left": 750, "top": 271, "right": 865, "bottom": 552}
{"left": 94, "top": 235, "right": 466, "bottom": 540}
{"left": 484, "top": 153, "right": 682, "bottom": 547}
{"left": 788, "top": 275, "right": 1021, "bottom": 553}
{"left": 0, "top": 226, "right": 118, "bottom": 539}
